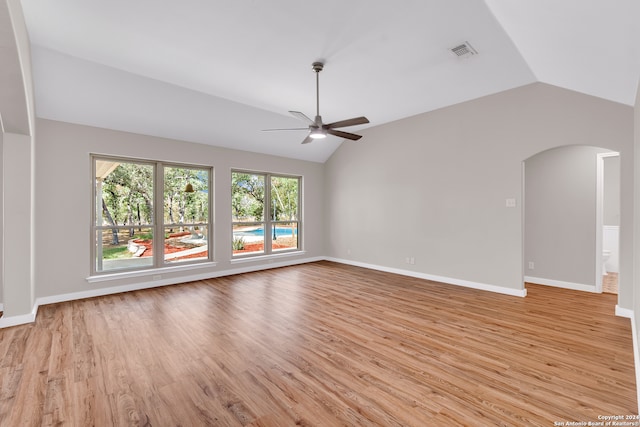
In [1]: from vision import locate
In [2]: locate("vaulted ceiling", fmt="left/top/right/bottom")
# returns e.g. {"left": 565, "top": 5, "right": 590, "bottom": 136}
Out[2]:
{"left": 18, "top": 0, "right": 640, "bottom": 162}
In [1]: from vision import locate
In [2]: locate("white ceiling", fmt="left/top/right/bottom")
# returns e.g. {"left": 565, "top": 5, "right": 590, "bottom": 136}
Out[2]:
{"left": 19, "top": 0, "right": 640, "bottom": 163}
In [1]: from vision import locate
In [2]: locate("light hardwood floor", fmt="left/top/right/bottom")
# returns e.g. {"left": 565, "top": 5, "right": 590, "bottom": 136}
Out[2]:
{"left": 603, "top": 272, "right": 619, "bottom": 294}
{"left": 0, "top": 261, "right": 636, "bottom": 426}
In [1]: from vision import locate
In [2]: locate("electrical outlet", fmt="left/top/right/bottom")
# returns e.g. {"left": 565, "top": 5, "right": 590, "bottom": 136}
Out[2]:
{"left": 410, "top": 257, "right": 415, "bottom": 265}
{"left": 528, "top": 262, "right": 534, "bottom": 270}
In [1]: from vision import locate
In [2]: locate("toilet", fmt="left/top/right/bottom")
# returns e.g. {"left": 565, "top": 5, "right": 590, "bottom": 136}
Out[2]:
{"left": 602, "top": 250, "right": 611, "bottom": 275}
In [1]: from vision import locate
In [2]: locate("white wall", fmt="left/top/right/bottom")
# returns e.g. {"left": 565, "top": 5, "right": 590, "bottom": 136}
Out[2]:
{"left": 524, "top": 145, "right": 610, "bottom": 288}
{"left": 34, "top": 119, "right": 325, "bottom": 300}
{"left": 325, "top": 83, "right": 633, "bottom": 302}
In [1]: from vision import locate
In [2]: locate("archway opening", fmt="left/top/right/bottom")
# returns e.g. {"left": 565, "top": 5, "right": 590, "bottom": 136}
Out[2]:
{"left": 523, "top": 145, "right": 620, "bottom": 297}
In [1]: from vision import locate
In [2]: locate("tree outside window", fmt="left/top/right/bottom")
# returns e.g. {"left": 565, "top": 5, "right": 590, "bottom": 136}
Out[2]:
{"left": 93, "top": 156, "right": 212, "bottom": 274}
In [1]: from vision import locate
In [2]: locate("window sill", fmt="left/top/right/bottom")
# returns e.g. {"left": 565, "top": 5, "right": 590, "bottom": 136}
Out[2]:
{"left": 230, "top": 250, "right": 306, "bottom": 265}
{"left": 86, "top": 261, "right": 218, "bottom": 283}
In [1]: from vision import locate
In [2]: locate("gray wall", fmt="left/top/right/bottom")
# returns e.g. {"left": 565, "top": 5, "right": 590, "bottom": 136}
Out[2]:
{"left": 0, "top": 132, "right": 3, "bottom": 307}
{"left": 325, "top": 82, "right": 634, "bottom": 305}
{"left": 524, "top": 145, "right": 610, "bottom": 287}
{"left": 34, "top": 119, "right": 325, "bottom": 299}
{"left": 3, "top": 82, "right": 636, "bottom": 322}
{"left": 0, "top": 0, "right": 36, "bottom": 320}
{"left": 604, "top": 155, "right": 620, "bottom": 226}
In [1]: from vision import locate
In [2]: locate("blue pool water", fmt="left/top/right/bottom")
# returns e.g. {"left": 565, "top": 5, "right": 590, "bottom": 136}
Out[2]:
{"left": 234, "top": 227, "right": 297, "bottom": 237}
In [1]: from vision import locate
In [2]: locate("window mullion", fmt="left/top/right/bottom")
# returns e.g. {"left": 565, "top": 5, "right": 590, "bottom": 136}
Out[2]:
{"left": 298, "top": 176, "right": 302, "bottom": 250}
{"left": 155, "top": 162, "right": 164, "bottom": 268}
{"left": 264, "top": 173, "right": 272, "bottom": 254}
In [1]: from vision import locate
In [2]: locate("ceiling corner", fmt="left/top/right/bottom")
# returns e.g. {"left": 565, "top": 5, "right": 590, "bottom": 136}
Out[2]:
{"left": 482, "top": 0, "right": 538, "bottom": 83}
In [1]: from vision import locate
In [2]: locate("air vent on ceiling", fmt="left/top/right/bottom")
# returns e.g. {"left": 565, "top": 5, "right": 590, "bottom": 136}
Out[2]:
{"left": 450, "top": 41, "right": 477, "bottom": 58}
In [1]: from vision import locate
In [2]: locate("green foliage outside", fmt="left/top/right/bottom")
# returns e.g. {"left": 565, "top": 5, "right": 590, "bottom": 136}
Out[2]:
{"left": 232, "top": 173, "right": 298, "bottom": 222}
{"left": 102, "top": 245, "right": 131, "bottom": 259}
{"left": 232, "top": 173, "right": 265, "bottom": 221}
{"left": 101, "top": 162, "right": 154, "bottom": 230}
{"left": 99, "top": 160, "right": 209, "bottom": 246}
{"left": 99, "top": 166, "right": 298, "bottom": 256}
{"left": 271, "top": 176, "right": 299, "bottom": 221}
{"left": 232, "top": 237, "right": 246, "bottom": 250}
{"left": 164, "top": 166, "right": 209, "bottom": 226}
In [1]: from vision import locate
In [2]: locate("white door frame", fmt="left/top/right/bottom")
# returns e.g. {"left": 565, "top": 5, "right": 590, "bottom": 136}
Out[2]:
{"left": 595, "top": 151, "right": 620, "bottom": 293}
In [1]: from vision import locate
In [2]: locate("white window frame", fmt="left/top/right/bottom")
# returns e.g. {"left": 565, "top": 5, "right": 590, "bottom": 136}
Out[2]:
{"left": 231, "top": 170, "right": 301, "bottom": 258}
{"left": 91, "top": 155, "right": 213, "bottom": 275}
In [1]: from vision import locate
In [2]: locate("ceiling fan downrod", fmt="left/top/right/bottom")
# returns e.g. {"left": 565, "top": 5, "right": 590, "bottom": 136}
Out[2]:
{"left": 312, "top": 61, "right": 323, "bottom": 121}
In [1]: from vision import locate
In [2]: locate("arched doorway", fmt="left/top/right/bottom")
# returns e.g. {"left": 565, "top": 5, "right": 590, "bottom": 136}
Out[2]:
{"left": 523, "top": 145, "right": 620, "bottom": 296}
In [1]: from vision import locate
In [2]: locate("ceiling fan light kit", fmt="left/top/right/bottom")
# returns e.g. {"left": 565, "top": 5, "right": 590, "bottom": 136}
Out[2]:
{"left": 264, "top": 62, "right": 369, "bottom": 144}
{"left": 309, "top": 129, "right": 327, "bottom": 139}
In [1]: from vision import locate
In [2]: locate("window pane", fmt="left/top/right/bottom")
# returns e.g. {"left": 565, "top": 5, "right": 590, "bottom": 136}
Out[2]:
{"left": 96, "top": 160, "right": 154, "bottom": 226}
{"left": 96, "top": 227, "right": 154, "bottom": 272}
{"left": 164, "top": 226, "right": 208, "bottom": 263}
{"left": 232, "top": 173, "right": 265, "bottom": 222}
{"left": 93, "top": 157, "right": 213, "bottom": 275}
{"left": 232, "top": 224, "right": 265, "bottom": 255}
{"left": 164, "top": 166, "right": 210, "bottom": 225}
{"left": 270, "top": 176, "right": 299, "bottom": 221}
{"left": 272, "top": 222, "right": 298, "bottom": 251}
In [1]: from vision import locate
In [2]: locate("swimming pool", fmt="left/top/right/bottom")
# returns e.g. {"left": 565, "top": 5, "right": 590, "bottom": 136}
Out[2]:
{"left": 234, "top": 227, "right": 297, "bottom": 238}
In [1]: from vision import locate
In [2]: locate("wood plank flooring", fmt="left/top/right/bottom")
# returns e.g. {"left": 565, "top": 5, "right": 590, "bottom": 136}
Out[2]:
{"left": 0, "top": 261, "right": 636, "bottom": 426}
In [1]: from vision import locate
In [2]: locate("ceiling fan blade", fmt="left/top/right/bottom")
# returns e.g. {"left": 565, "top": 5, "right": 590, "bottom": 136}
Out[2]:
{"left": 262, "top": 127, "right": 309, "bottom": 132}
{"left": 328, "top": 129, "right": 363, "bottom": 141}
{"left": 289, "top": 111, "right": 315, "bottom": 125}
{"left": 301, "top": 134, "right": 314, "bottom": 144}
{"left": 326, "top": 116, "right": 369, "bottom": 129}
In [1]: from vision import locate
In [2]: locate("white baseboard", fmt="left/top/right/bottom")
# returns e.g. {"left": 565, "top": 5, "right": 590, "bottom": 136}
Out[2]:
{"left": 524, "top": 276, "right": 597, "bottom": 293}
{"left": 4, "top": 257, "right": 628, "bottom": 328}
{"left": 3, "top": 256, "right": 635, "bottom": 413}
{"left": 612, "top": 307, "right": 638, "bottom": 414}
{"left": 0, "top": 304, "right": 38, "bottom": 329}
{"left": 1, "top": 255, "right": 637, "bottom": 413}
{"left": 628, "top": 311, "right": 640, "bottom": 415}
{"left": 616, "top": 305, "right": 634, "bottom": 318}
{"left": 1, "top": 256, "right": 325, "bottom": 328}
{"left": 327, "top": 257, "right": 527, "bottom": 297}
{"left": 39, "top": 256, "right": 325, "bottom": 308}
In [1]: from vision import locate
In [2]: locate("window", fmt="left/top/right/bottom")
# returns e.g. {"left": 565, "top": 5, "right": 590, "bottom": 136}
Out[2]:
{"left": 232, "top": 171, "right": 300, "bottom": 257}
{"left": 92, "top": 156, "right": 212, "bottom": 274}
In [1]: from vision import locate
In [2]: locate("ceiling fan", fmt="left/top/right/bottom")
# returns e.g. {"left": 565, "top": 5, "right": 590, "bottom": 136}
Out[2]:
{"left": 264, "top": 62, "right": 369, "bottom": 144}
